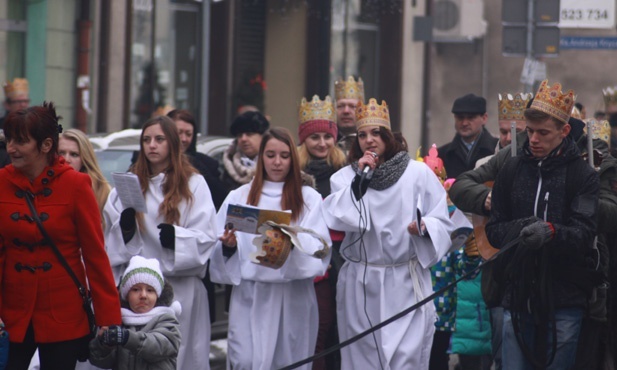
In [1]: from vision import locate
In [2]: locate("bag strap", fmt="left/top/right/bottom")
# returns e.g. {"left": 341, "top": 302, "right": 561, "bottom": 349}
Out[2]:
{"left": 21, "top": 190, "right": 90, "bottom": 300}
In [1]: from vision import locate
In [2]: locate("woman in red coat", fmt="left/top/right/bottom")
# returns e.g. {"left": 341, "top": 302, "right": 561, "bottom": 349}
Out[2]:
{"left": 0, "top": 102, "right": 121, "bottom": 369}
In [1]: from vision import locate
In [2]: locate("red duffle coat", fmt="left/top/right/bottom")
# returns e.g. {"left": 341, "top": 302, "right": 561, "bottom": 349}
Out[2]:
{"left": 0, "top": 158, "right": 121, "bottom": 343}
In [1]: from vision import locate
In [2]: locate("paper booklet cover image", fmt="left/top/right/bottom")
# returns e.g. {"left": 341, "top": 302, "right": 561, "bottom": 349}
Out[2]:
{"left": 225, "top": 204, "right": 292, "bottom": 234}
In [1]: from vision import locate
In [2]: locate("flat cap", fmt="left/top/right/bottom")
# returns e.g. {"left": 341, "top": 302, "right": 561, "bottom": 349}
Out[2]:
{"left": 452, "top": 93, "right": 486, "bottom": 115}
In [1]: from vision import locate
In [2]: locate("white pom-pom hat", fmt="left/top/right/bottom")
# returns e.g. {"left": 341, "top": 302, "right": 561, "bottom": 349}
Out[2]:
{"left": 120, "top": 255, "right": 165, "bottom": 299}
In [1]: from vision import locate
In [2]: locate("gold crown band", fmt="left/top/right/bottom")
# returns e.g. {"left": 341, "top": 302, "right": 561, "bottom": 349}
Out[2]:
{"left": 298, "top": 95, "right": 336, "bottom": 124}
{"left": 498, "top": 93, "right": 533, "bottom": 121}
{"left": 335, "top": 76, "right": 365, "bottom": 102}
{"left": 356, "top": 98, "right": 391, "bottom": 131}
{"left": 530, "top": 80, "right": 576, "bottom": 124}
{"left": 3, "top": 78, "right": 29, "bottom": 99}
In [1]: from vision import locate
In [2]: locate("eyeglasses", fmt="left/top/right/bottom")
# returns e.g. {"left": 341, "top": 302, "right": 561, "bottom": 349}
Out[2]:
{"left": 10, "top": 99, "right": 30, "bottom": 105}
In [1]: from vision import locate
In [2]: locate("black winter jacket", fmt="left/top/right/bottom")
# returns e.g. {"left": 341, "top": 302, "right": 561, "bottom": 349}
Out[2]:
{"left": 486, "top": 137, "right": 599, "bottom": 310}
{"left": 438, "top": 127, "right": 498, "bottom": 178}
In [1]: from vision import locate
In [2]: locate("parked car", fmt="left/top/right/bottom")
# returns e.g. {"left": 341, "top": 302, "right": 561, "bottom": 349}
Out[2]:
{"left": 90, "top": 129, "right": 234, "bottom": 185}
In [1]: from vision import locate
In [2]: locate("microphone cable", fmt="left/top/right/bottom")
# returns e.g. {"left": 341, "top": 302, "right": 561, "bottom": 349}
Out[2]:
{"left": 278, "top": 235, "right": 524, "bottom": 370}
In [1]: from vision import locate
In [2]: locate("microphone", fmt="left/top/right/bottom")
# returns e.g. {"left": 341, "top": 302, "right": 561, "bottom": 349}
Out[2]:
{"left": 360, "top": 152, "right": 377, "bottom": 184}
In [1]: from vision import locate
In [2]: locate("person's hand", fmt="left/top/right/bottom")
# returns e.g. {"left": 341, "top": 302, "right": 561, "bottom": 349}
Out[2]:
{"left": 358, "top": 151, "right": 378, "bottom": 172}
{"left": 407, "top": 220, "right": 426, "bottom": 236}
{"left": 0, "top": 318, "right": 4, "bottom": 334}
{"left": 220, "top": 226, "right": 237, "bottom": 248}
{"left": 120, "top": 208, "right": 137, "bottom": 244}
{"left": 157, "top": 223, "right": 175, "bottom": 250}
{"left": 120, "top": 208, "right": 136, "bottom": 231}
{"left": 519, "top": 221, "right": 554, "bottom": 249}
{"left": 484, "top": 191, "right": 492, "bottom": 212}
{"left": 463, "top": 233, "right": 479, "bottom": 257}
{"left": 98, "top": 325, "right": 129, "bottom": 347}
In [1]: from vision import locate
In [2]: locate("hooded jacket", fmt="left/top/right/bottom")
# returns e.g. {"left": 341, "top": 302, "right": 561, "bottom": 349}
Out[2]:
{"left": 0, "top": 158, "right": 121, "bottom": 342}
{"left": 486, "top": 137, "right": 599, "bottom": 309}
{"left": 89, "top": 281, "right": 182, "bottom": 370}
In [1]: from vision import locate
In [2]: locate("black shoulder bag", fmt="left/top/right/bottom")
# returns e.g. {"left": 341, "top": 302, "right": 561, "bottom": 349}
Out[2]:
{"left": 22, "top": 190, "right": 96, "bottom": 359}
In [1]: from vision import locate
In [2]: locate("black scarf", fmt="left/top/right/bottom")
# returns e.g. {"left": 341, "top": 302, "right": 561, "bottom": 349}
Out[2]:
{"left": 304, "top": 159, "right": 337, "bottom": 197}
{"left": 351, "top": 151, "right": 410, "bottom": 190}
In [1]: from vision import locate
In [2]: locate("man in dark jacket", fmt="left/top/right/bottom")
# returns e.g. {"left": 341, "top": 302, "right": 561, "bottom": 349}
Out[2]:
{"left": 438, "top": 93, "right": 498, "bottom": 178}
{"left": 486, "top": 80, "right": 599, "bottom": 369}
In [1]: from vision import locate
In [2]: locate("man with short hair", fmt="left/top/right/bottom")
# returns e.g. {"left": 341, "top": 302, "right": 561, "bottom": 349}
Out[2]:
{"left": 334, "top": 76, "right": 364, "bottom": 153}
{"left": 438, "top": 93, "right": 498, "bottom": 178}
{"left": 486, "top": 80, "right": 599, "bottom": 369}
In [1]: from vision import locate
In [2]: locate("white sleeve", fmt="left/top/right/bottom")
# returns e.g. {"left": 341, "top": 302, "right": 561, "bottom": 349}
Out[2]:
{"left": 103, "top": 188, "right": 144, "bottom": 269}
{"left": 208, "top": 190, "right": 242, "bottom": 285}
{"left": 322, "top": 167, "right": 371, "bottom": 232}
{"left": 160, "top": 176, "right": 218, "bottom": 275}
{"left": 413, "top": 166, "right": 456, "bottom": 269}
{"left": 281, "top": 192, "right": 332, "bottom": 280}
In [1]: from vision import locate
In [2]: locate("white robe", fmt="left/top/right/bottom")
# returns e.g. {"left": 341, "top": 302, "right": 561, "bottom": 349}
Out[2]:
{"left": 322, "top": 160, "right": 455, "bottom": 370}
{"left": 209, "top": 180, "right": 332, "bottom": 370}
{"left": 104, "top": 173, "right": 217, "bottom": 370}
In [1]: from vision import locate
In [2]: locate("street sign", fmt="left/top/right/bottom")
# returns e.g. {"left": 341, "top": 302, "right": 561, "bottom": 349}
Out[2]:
{"left": 502, "top": 0, "right": 560, "bottom": 25}
{"left": 560, "top": 36, "right": 617, "bottom": 50}
{"left": 559, "top": 0, "right": 615, "bottom": 29}
{"left": 503, "top": 25, "right": 560, "bottom": 57}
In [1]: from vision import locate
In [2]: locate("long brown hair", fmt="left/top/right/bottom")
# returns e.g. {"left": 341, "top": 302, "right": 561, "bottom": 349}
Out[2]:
{"left": 131, "top": 116, "right": 197, "bottom": 224}
{"left": 247, "top": 127, "right": 304, "bottom": 222}
{"left": 348, "top": 127, "right": 407, "bottom": 163}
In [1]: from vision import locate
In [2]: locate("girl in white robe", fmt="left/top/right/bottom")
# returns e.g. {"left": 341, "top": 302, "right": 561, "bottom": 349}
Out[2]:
{"left": 104, "top": 116, "right": 218, "bottom": 370}
{"left": 210, "top": 127, "right": 331, "bottom": 370}
{"left": 322, "top": 99, "right": 455, "bottom": 370}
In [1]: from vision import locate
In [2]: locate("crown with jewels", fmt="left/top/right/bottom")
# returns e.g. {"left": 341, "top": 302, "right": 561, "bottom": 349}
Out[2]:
{"left": 297, "top": 95, "right": 337, "bottom": 143}
{"left": 583, "top": 118, "right": 611, "bottom": 146}
{"left": 334, "top": 76, "right": 365, "bottom": 102}
{"left": 498, "top": 93, "right": 533, "bottom": 121}
{"left": 602, "top": 86, "right": 617, "bottom": 109}
{"left": 3, "top": 78, "right": 29, "bottom": 99}
{"left": 530, "top": 80, "right": 576, "bottom": 124}
{"left": 298, "top": 95, "right": 336, "bottom": 124}
{"left": 355, "top": 98, "right": 390, "bottom": 131}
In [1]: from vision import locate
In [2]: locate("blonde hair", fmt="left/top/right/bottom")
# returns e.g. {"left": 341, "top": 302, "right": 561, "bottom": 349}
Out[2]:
{"left": 297, "top": 142, "right": 346, "bottom": 170}
{"left": 61, "top": 129, "right": 111, "bottom": 213}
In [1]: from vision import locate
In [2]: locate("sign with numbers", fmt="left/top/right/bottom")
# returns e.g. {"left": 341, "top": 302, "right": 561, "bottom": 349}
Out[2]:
{"left": 559, "top": 0, "right": 615, "bottom": 29}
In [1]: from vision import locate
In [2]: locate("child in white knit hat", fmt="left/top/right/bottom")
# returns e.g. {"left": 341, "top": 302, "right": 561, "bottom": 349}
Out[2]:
{"left": 89, "top": 255, "right": 182, "bottom": 370}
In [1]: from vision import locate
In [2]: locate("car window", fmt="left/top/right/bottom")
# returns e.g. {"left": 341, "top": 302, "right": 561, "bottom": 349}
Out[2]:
{"left": 96, "top": 150, "right": 135, "bottom": 185}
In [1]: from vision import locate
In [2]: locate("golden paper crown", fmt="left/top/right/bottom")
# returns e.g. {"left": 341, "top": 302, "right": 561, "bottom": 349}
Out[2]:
{"left": 498, "top": 93, "right": 533, "bottom": 121}
{"left": 530, "top": 80, "right": 576, "bottom": 124}
{"left": 3, "top": 78, "right": 29, "bottom": 99}
{"left": 334, "top": 76, "right": 365, "bottom": 102}
{"left": 602, "top": 86, "right": 617, "bottom": 109}
{"left": 583, "top": 118, "right": 611, "bottom": 146}
{"left": 152, "top": 104, "right": 174, "bottom": 118}
{"left": 355, "top": 98, "right": 390, "bottom": 131}
{"left": 298, "top": 95, "right": 336, "bottom": 124}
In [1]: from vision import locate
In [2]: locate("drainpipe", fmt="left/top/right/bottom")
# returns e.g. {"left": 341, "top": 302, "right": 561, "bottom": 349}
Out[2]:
{"left": 75, "top": 0, "right": 91, "bottom": 133}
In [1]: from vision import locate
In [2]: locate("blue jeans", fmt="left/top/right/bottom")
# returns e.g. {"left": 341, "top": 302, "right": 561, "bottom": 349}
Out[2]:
{"left": 490, "top": 307, "right": 504, "bottom": 370}
{"left": 502, "top": 308, "right": 583, "bottom": 370}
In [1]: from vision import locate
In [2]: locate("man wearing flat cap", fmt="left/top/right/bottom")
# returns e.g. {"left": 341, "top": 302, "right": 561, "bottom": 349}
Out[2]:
{"left": 221, "top": 111, "right": 270, "bottom": 190}
{"left": 438, "top": 93, "right": 498, "bottom": 178}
